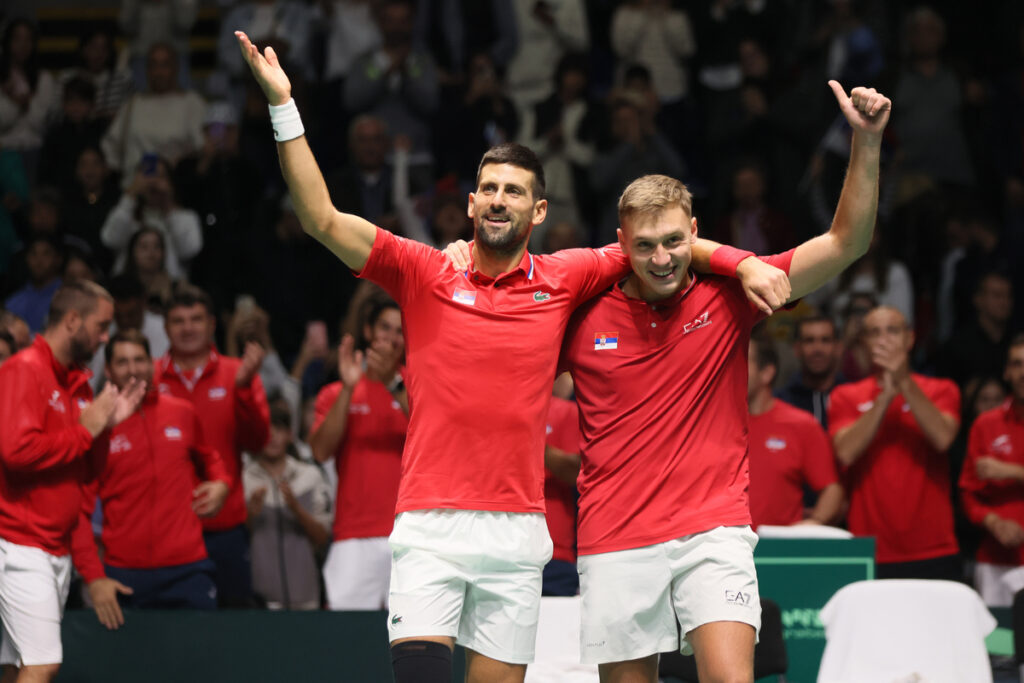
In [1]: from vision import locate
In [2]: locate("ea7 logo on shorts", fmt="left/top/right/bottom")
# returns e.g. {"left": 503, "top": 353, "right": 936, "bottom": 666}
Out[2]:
{"left": 725, "top": 590, "right": 753, "bottom": 606}
{"left": 683, "top": 311, "right": 711, "bottom": 334}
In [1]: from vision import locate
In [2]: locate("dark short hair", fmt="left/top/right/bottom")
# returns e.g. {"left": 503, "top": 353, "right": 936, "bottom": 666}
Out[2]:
{"left": 0, "top": 329, "right": 14, "bottom": 354}
{"left": 794, "top": 315, "right": 838, "bottom": 341}
{"left": 750, "top": 334, "right": 779, "bottom": 373}
{"left": 167, "top": 285, "right": 214, "bottom": 317}
{"left": 359, "top": 294, "right": 401, "bottom": 350}
{"left": 975, "top": 271, "right": 1012, "bottom": 295}
{"left": 47, "top": 280, "right": 112, "bottom": 329}
{"left": 476, "top": 143, "right": 546, "bottom": 200}
{"left": 269, "top": 403, "right": 292, "bottom": 430}
{"left": 105, "top": 328, "right": 151, "bottom": 365}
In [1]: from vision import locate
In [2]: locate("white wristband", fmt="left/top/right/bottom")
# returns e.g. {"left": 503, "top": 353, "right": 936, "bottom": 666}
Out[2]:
{"left": 268, "top": 98, "right": 304, "bottom": 142}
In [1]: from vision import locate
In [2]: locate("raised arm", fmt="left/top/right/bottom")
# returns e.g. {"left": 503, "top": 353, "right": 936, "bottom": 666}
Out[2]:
{"left": 787, "top": 82, "right": 890, "bottom": 301}
{"left": 235, "top": 31, "right": 376, "bottom": 270}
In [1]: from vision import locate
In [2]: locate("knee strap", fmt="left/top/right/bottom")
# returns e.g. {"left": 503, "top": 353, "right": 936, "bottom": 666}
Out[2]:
{"left": 391, "top": 640, "right": 452, "bottom": 683}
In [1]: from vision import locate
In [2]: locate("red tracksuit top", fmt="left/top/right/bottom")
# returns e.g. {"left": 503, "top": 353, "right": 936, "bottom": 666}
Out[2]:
{"left": 153, "top": 348, "right": 270, "bottom": 531}
{"left": 0, "top": 336, "right": 97, "bottom": 555}
{"left": 70, "top": 392, "right": 232, "bottom": 582}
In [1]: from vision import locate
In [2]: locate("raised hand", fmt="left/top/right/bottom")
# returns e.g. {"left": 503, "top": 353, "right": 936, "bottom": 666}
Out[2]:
{"left": 79, "top": 385, "right": 117, "bottom": 438}
{"left": 735, "top": 257, "right": 792, "bottom": 314}
{"left": 111, "top": 378, "right": 146, "bottom": 427}
{"left": 235, "top": 341, "right": 266, "bottom": 388}
{"left": 235, "top": 30, "right": 292, "bottom": 106}
{"left": 828, "top": 80, "right": 891, "bottom": 143}
{"left": 337, "top": 334, "right": 365, "bottom": 388}
{"left": 442, "top": 240, "right": 472, "bottom": 272}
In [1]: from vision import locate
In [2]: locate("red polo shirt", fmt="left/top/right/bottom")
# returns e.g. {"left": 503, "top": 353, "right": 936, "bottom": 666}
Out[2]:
{"left": 357, "top": 227, "right": 629, "bottom": 514}
{"left": 960, "top": 400, "right": 1024, "bottom": 566}
{"left": 544, "top": 396, "right": 580, "bottom": 563}
{"left": 153, "top": 348, "right": 270, "bottom": 531}
{"left": 560, "top": 251, "right": 794, "bottom": 556}
{"left": 747, "top": 399, "right": 838, "bottom": 528}
{"left": 0, "top": 336, "right": 97, "bottom": 555}
{"left": 313, "top": 378, "right": 407, "bottom": 540}
{"left": 70, "top": 392, "right": 230, "bottom": 582}
{"left": 829, "top": 374, "right": 960, "bottom": 563}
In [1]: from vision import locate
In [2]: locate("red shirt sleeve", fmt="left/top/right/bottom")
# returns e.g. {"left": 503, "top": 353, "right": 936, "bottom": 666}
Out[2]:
{"left": 311, "top": 382, "right": 343, "bottom": 435}
{"left": 931, "top": 379, "right": 962, "bottom": 421}
{"left": 828, "top": 385, "right": 861, "bottom": 436}
{"left": 0, "top": 361, "right": 94, "bottom": 472}
{"left": 801, "top": 417, "right": 840, "bottom": 492}
{"left": 69, "top": 486, "right": 105, "bottom": 583}
{"left": 547, "top": 244, "right": 631, "bottom": 307}
{"left": 357, "top": 227, "right": 446, "bottom": 307}
{"left": 234, "top": 373, "right": 270, "bottom": 454}
{"left": 191, "top": 408, "right": 231, "bottom": 486}
{"left": 960, "top": 417, "right": 996, "bottom": 526}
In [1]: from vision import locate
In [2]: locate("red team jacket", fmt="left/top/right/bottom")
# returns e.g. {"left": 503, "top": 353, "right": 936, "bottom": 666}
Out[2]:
{"left": 153, "top": 349, "right": 270, "bottom": 531}
{"left": 960, "top": 401, "right": 1024, "bottom": 566}
{"left": 70, "top": 392, "right": 231, "bottom": 582}
{"left": 0, "top": 337, "right": 99, "bottom": 555}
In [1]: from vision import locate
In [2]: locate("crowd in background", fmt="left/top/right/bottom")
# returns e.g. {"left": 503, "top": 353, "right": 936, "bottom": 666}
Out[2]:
{"left": 1, "top": 0, "right": 1024, "bottom": 614}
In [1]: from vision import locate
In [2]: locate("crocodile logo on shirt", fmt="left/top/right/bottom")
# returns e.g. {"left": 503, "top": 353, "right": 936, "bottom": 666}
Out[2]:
{"left": 533, "top": 291, "right": 551, "bottom": 302}
{"left": 391, "top": 615, "right": 403, "bottom": 626}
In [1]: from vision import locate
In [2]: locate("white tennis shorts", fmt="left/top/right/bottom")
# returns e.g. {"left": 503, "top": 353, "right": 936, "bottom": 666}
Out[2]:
{"left": 577, "top": 525, "right": 761, "bottom": 665}
{"left": 387, "top": 509, "right": 553, "bottom": 664}
{"left": 0, "top": 538, "right": 72, "bottom": 667}
{"left": 323, "top": 536, "right": 393, "bottom": 610}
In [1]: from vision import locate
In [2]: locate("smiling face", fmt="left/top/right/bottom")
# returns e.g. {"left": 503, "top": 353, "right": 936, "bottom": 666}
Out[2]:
{"left": 468, "top": 163, "right": 546, "bottom": 257}
{"left": 618, "top": 205, "right": 696, "bottom": 301}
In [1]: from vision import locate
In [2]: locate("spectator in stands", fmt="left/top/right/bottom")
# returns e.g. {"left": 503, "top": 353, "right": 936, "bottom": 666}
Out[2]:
{"left": 37, "top": 77, "right": 105, "bottom": 197}
{"left": 120, "top": 0, "right": 198, "bottom": 90}
{"left": 505, "top": 0, "right": 588, "bottom": 109}
{"left": 938, "top": 272, "right": 1016, "bottom": 388}
{"left": 960, "top": 336, "right": 1024, "bottom": 606}
{"left": 0, "top": 329, "right": 13, "bottom": 365}
{"left": 714, "top": 160, "right": 795, "bottom": 255}
{"left": 58, "top": 27, "right": 133, "bottom": 125}
{"left": 0, "top": 148, "right": 29, "bottom": 281}
{"left": 101, "top": 42, "right": 205, "bottom": 183}
{"left": 4, "top": 234, "right": 63, "bottom": 334}
{"left": 174, "top": 101, "right": 261, "bottom": 316}
{"left": 0, "top": 18, "right": 59, "bottom": 181}
{"left": 218, "top": 0, "right": 315, "bottom": 91}
{"left": 438, "top": 50, "right": 519, "bottom": 185}
{"left": 154, "top": 285, "right": 270, "bottom": 606}
{"left": 101, "top": 155, "right": 202, "bottom": 280}
{"left": 325, "top": 115, "right": 397, "bottom": 230}
{"left": 344, "top": 0, "right": 439, "bottom": 179}
{"left": 813, "top": 232, "right": 915, "bottom": 327}
{"left": 123, "top": 227, "right": 179, "bottom": 313}
{"left": 244, "top": 404, "right": 331, "bottom": 610}
{"left": 319, "top": 0, "right": 381, "bottom": 88}
{"left": 776, "top": 315, "right": 847, "bottom": 429}
{"left": 591, "top": 88, "right": 684, "bottom": 243}
{"left": 838, "top": 291, "right": 876, "bottom": 382}
{"left": 224, "top": 296, "right": 301, "bottom": 431}
{"left": 519, "top": 52, "right": 597, "bottom": 241}
{"left": 108, "top": 274, "right": 170, "bottom": 358}
{"left": 542, "top": 389, "right": 581, "bottom": 596}
{"left": 61, "top": 146, "right": 119, "bottom": 273}
{"left": 830, "top": 306, "right": 961, "bottom": 579}
{"left": 0, "top": 309, "right": 30, "bottom": 351}
{"left": 412, "top": 0, "right": 517, "bottom": 88}
{"left": 748, "top": 335, "right": 843, "bottom": 528}
{"left": 951, "top": 214, "right": 1010, "bottom": 332}
{"left": 310, "top": 295, "right": 407, "bottom": 610}
{"left": 892, "top": 7, "right": 974, "bottom": 196}
{"left": 72, "top": 329, "right": 230, "bottom": 628}
{"left": 62, "top": 248, "right": 98, "bottom": 285}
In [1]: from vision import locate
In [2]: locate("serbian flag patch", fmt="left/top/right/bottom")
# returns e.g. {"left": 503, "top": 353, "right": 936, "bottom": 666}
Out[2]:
{"left": 594, "top": 332, "right": 618, "bottom": 350}
{"left": 453, "top": 288, "right": 477, "bottom": 306}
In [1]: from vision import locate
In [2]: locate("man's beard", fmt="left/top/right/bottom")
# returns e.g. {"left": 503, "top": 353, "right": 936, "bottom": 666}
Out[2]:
{"left": 69, "top": 332, "right": 95, "bottom": 366}
{"left": 475, "top": 215, "right": 530, "bottom": 257}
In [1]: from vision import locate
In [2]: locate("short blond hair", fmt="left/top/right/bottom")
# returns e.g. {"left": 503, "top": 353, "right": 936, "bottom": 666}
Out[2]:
{"left": 617, "top": 175, "right": 692, "bottom": 226}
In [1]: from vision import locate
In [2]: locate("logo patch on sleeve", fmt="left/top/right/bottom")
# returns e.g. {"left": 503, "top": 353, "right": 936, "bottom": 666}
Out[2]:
{"left": 164, "top": 426, "right": 183, "bottom": 441}
{"left": 594, "top": 332, "right": 618, "bottom": 350}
